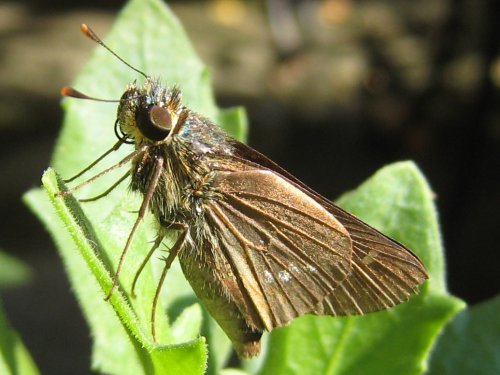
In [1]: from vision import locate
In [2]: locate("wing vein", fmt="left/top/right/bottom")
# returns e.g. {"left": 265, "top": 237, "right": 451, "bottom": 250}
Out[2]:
{"left": 208, "top": 204, "right": 276, "bottom": 328}
{"left": 224, "top": 194, "right": 347, "bottom": 259}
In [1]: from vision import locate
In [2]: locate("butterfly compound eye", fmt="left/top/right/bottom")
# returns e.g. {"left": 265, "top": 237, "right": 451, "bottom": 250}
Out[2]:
{"left": 135, "top": 105, "right": 171, "bottom": 141}
{"left": 150, "top": 105, "right": 172, "bottom": 131}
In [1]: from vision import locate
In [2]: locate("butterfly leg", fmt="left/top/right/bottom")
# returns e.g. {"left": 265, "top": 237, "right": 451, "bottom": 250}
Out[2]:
{"left": 58, "top": 144, "right": 147, "bottom": 198}
{"left": 151, "top": 222, "right": 188, "bottom": 341}
{"left": 63, "top": 139, "right": 124, "bottom": 183}
{"left": 78, "top": 171, "right": 130, "bottom": 202}
{"left": 105, "top": 155, "right": 164, "bottom": 301}
{"left": 130, "top": 234, "right": 165, "bottom": 298}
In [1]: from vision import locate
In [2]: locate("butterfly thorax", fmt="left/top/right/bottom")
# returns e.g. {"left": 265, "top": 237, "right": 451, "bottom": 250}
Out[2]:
{"left": 128, "top": 137, "right": 217, "bottom": 226}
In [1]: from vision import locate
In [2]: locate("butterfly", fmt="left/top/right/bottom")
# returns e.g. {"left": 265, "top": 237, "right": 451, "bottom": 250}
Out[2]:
{"left": 60, "top": 24, "right": 428, "bottom": 358}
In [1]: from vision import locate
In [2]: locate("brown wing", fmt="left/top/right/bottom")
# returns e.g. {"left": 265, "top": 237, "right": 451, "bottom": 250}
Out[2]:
{"left": 313, "top": 205, "right": 428, "bottom": 316}
{"left": 189, "top": 140, "right": 427, "bottom": 357}
{"left": 205, "top": 169, "right": 353, "bottom": 332}
{"left": 220, "top": 141, "right": 428, "bottom": 316}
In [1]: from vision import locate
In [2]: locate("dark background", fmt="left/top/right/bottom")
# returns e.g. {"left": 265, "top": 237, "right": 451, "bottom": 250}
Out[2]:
{"left": 0, "top": 0, "right": 498, "bottom": 374}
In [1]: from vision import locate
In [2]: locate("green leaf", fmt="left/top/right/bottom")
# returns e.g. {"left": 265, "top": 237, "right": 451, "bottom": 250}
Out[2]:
{"left": 0, "top": 250, "right": 31, "bottom": 289}
{"left": 24, "top": 0, "right": 245, "bottom": 374}
{"left": 428, "top": 295, "right": 500, "bottom": 375}
{"left": 0, "top": 252, "right": 38, "bottom": 374}
{"left": 253, "top": 161, "right": 465, "bottom": 375}
{"left": 27, "top": 170, "right": 207, "bottom": 375}
{"left": 220, "top": 369, "right": 252, "bottom": 375}
{"left": 0, "top": 300, "right": 40, "bottom": 375}
{"left": 216, "top": 106, "right": 248, "bottom": 143}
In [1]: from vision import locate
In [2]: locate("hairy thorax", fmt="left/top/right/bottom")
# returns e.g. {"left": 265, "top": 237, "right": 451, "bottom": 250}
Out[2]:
{"left": 129, "top": 135, "right": 219, "bottom": 229}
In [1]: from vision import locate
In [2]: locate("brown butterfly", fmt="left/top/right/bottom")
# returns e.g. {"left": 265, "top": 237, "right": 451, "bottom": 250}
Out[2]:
{"left": 60, "top": 24, "right": 428, "bottom": 358}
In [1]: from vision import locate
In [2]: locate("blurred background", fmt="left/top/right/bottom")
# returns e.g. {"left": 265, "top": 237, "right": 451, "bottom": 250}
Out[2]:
{"left": 0, "top": 0, "right": 498, "bottom": 373}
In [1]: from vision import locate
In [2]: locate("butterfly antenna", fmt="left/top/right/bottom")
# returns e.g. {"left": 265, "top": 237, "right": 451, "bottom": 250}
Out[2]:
{"left": 60, "top": 86, "right": 121, "bottom": 102}
{"left": 80, "top": 23, "right": 148, "bottom": 79}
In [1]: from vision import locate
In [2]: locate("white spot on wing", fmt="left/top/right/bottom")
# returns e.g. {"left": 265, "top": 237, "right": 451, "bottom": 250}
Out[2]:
{"left": 306, "top": 264, "right": 318, "bottom": 273}
{"left": 278, "top": 270, "right": 292, "bottom": 283}
{"left": 263, "top": 270, "right": 274, "bottom": 284}
{"left": 289, "top": 263, "right": 300, "bottom": 273}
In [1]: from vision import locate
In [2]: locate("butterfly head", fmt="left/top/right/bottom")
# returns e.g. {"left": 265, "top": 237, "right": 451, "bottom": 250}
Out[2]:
{"left": 117, "top": 77, "right": 185, "bottom": 145}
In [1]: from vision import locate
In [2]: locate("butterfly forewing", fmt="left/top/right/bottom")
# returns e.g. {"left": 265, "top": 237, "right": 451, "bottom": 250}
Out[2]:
{"left": 211, "top": 141, "right": 428, "bottom": 318}
{"left": 314, "top": 205, "right": 428, "bottom": 316}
